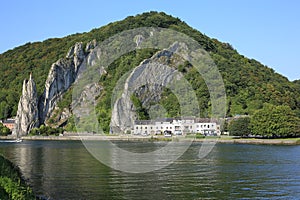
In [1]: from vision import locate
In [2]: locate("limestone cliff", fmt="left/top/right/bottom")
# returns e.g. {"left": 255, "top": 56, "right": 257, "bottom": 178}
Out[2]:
{"left": 110, "top": 43, "right": 186, "bottom": 133}
{"left": 13, "top": 41, "right": 99, "bottom": 135}
{"left": 13, "top": 74, "right": 39, "bottom": 136}
{"left": 38, "top": 42, "right": 85, "bottom": 123}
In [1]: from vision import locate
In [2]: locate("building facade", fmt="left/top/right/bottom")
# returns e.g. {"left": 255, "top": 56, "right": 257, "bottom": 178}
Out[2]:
{"left": 0, "top": 118, "right": 15, "bottom": 131}
{"left": 133, "top": 117, "right": 220, "bottom": 136}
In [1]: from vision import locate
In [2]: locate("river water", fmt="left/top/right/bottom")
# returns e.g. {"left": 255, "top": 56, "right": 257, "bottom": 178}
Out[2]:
{"left": 0, "top": 140, "right": 299, "bottom": 199}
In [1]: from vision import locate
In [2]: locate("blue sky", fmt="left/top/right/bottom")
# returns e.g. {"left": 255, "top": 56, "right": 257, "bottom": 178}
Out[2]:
{"left": 1, "top": 0, "right": 299, "bottom": 81}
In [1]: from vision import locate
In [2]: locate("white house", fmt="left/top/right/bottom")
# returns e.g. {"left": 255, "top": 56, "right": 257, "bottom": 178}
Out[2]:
{"left": 193, "top": 118, "right": 220, "bottom": 136}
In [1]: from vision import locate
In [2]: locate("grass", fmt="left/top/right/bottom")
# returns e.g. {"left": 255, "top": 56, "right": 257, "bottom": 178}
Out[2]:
{"left": 149, "top": 136, "right": 172, "bottom": 142}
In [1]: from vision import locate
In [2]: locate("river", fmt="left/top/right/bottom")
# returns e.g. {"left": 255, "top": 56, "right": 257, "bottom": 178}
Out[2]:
{"left": 0, "top": 140, "right": 299, "bottom": 199}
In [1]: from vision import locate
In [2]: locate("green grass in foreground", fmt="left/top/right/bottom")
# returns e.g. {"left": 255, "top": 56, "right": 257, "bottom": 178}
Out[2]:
{"left": 0, "top": 155, "right": 36, "bottom": 200}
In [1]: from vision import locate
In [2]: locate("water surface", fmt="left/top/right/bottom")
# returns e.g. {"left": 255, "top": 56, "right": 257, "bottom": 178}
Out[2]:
{"left": 0, "top": 141, "right": 299, "bottom": 199}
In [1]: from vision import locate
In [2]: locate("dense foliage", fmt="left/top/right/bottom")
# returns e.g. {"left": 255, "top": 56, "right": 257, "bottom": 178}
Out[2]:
{"left": 228, "top": 117, "right": 251, "bottom": 137}
{"left": 0, "top": 155, "right": 36, "bottom": 199}
{"left": 130, "top": 94, "right": 150, "bottom": 120}
{"left": 250, "top": 104, "right": 300, "bottom": 138}
{"left": 0, "top": 123, "right": 11, "bottom": 136}
{"left": 0, "top": 11, "right": 300, "bottom": 133}
{"left": 29, "top": 125, "right": 63, "bottom": 136}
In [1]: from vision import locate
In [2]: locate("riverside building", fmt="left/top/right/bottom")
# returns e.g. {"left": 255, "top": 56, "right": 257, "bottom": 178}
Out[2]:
{"left": 133, "top": 117, "right": 220, "bottom": 136}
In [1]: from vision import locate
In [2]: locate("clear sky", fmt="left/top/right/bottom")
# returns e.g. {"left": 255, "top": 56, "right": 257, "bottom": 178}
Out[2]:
{"left": 1, "top": 0, "right": 299, "bottom": 81}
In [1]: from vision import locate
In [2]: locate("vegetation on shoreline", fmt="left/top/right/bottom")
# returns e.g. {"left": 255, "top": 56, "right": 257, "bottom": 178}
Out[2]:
{"left": 0, "top": 155, "right": 36, "bottom": 199}
{"left": 29, "top": 125, "right": 63, "bottom": 136}
{"left": 227, "top": 104, "right": 300, "bottom": 138}
{"left": 0, "top": 123, "right": 11, "bottom": 136}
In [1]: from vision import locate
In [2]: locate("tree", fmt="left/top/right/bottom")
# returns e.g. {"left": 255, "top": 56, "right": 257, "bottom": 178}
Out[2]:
{"left": 0, "top": 123, "right": 11, "bottom": 136}
{"left": 228, "top": 117, "right": 251, "bottom": 136}
{"left": 250, "top": 104, "right": 300, "bottom": 138}
{"left": 130, "top": 94, "right": 149, "bottom": 120}
{"left": 0, "top": 102, "right": 11, "bottom": 120}
{"left": 29, "top": 125, "right": 63, "bottom": 136}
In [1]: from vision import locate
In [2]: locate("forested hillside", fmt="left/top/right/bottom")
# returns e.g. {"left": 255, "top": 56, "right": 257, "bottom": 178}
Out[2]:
{"left": 0, "top": 11, "right": 299, "bottom": 122}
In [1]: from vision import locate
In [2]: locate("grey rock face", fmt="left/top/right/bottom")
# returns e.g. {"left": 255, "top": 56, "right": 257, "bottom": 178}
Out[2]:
{"left": 14, "top": 41, "right": 99, "bottom": 135}
{"left": 110, "top": 43, "right": 186, "bottom": 133}
{"left": 71, "top": 82, "right": 103, "bottom": 133}
{"left": 39, "top": 42, "right": 88, "bottom": 124}
{"left": 46, "top": 106, "right": 72, "bottom": 127}
{"left": 85, "top": 39, "right": 97, "bottom": 53}
{"left": 13, "top": 74, "right": 39, "bottom": 136}
{"left": 134, "top": 35, "right": 145, "bottom": 47}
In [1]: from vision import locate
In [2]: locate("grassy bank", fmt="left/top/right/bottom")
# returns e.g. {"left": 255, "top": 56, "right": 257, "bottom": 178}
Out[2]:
{"left": 216, "top": 136, "right": 300, "bottom": 145}
{"left": 0, "top": 155, "right": 36, "bottom": 200}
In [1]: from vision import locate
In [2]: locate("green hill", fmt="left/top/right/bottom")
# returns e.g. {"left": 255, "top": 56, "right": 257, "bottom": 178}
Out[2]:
{"left": 0, "top": 11, "right": 299, "bottom": 125}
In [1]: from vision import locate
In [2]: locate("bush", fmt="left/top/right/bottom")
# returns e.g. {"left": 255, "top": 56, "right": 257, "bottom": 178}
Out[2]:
{"left": 0, "top": 123, "right": 11, "bottom": 136}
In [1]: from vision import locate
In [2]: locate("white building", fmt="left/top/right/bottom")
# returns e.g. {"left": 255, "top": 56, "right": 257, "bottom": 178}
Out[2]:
{"left": 193, "top": 118, "right": 220, "bottom": 136}
{"left": 133, "top": 118, "right": 175, "bottom": 135}
{"left": 133, "top": 117, "right": 220, "bottom": 136}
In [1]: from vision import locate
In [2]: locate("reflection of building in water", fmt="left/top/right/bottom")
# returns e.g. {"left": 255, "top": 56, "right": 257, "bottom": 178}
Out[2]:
{"left": 133, "top": 117, "right": 220, "bottom": 136}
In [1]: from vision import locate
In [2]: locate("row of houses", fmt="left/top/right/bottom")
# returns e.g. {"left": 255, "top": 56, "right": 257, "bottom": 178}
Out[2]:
{"left": 133, "top": 117, "right": 221, "bottom": 136}
{"left": 0, "top": 117, "right": 221, "bottom": 136}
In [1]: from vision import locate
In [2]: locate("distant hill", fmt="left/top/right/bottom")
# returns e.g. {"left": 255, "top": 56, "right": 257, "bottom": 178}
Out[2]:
{"left": 0, "top": 11, "right": 299, "bottom": 125}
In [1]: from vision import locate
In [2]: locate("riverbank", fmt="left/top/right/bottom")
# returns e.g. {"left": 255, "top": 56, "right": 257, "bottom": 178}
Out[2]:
{"left": 216, "top": 137, "right": 300, "bottom": 145}
{"left": 0, "top": 155, "right": 37, "bottom": 199}
{"left": 1, "top": 135, "right": 299, "bottom": 145}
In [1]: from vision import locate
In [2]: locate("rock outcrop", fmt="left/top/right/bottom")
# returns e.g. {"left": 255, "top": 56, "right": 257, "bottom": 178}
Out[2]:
{"left": 13, "top": 74, "right": 39, "bottom": 136}
{"left": 14, "top": 41, "right": 99, "bottom": 135}
{"left": 39, "top": 42, "right": 90, "bottom": 124}
{"left": 13, "top": 38, "right": 191, "bottom": 135}
{"left": 110, "top": 43, "right": 186, "bottom": 133}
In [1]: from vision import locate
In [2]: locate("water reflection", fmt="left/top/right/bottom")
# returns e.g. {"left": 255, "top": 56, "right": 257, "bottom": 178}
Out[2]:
{"left": 212, "top": 144, "right": 300, "bottom": 199}
{"left": 0, "top": 141, "right": 299, "bottom": 199}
